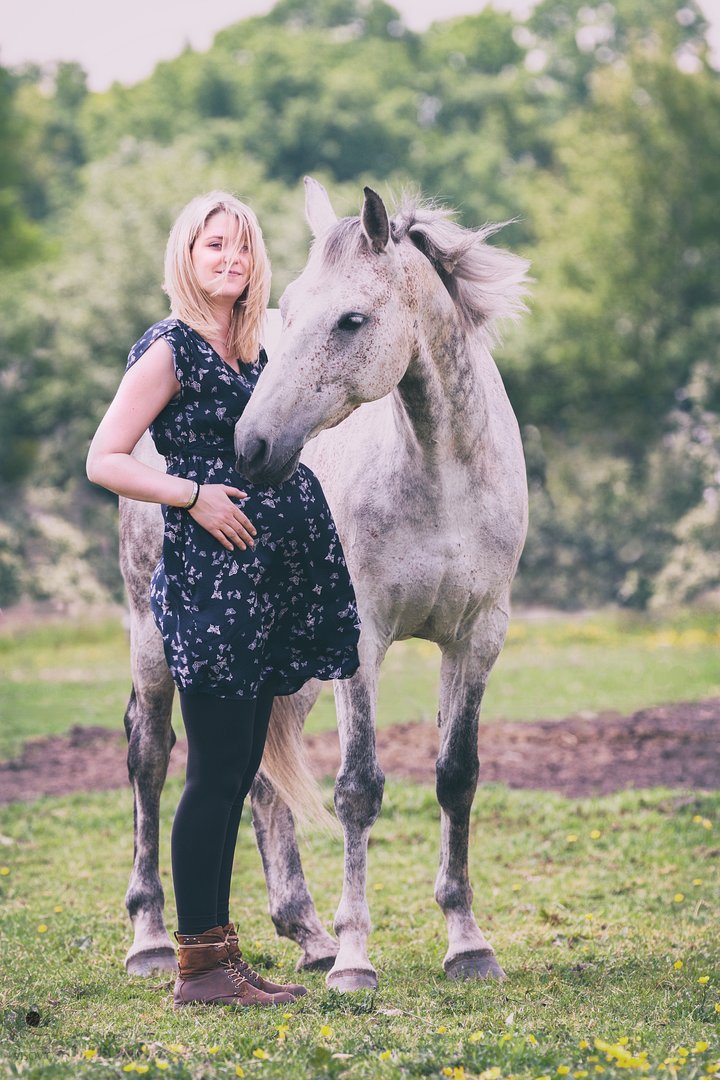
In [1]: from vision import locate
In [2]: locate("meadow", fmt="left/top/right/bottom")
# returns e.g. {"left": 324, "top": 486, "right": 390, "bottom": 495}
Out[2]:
{"left": 0, "top": 609, "right": 719, "bottom": 1078}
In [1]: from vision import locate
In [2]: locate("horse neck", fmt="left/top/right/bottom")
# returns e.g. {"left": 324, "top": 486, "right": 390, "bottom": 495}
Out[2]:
{"left": 393, "top": 305, "right": 489, "bottom": 465}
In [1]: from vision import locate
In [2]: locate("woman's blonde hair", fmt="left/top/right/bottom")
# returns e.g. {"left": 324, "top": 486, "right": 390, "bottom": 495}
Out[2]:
{"left": 164, "top": 191, "right": 271, "bottom": 364}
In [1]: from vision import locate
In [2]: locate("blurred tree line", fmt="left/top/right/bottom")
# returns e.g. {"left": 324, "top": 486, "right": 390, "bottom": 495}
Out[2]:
{"left": 1, "top": 0, "right": 718, "bottom": 610}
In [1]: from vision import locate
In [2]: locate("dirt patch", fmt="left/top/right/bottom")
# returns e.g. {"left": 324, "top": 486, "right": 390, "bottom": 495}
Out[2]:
{"left": 1, "top": 699, "right": 718, "bottom": 805}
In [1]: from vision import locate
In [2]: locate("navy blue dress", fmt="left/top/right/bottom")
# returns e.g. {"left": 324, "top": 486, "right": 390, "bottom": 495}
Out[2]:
{"left": 126, "top": 318, "right": 361, "bottom": 700}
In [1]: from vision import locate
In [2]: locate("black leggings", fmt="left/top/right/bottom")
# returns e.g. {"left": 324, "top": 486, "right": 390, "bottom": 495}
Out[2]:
{"left": 172, "top": 685, "right": 274, "bottom": 935}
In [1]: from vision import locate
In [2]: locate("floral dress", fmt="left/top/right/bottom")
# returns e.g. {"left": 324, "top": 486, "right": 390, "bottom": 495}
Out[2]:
{"left": 126, "top": 318, "right": 361, "bottom": 700}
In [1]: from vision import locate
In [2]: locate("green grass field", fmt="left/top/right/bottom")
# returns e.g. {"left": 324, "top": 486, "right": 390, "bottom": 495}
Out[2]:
{"left": 0, "top": 779, "right": 718, "bottom": 1078}
{"left": 1, "top": 610, "right": 718, "bottom": 1077}
{"left": 1, "top": 609, "right": 719, "bottom": 761}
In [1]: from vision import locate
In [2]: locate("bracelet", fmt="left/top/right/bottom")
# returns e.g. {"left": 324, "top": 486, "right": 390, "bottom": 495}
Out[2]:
{"left": 182, "top": 480, "right": 200, "bottom": 510}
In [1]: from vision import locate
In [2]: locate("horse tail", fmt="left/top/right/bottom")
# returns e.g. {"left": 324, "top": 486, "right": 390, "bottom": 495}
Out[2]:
{"left": 260, "top": 691, "right": 338, "bottom": 834}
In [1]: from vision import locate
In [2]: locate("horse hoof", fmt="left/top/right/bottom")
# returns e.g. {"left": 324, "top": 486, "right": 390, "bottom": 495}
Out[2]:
{"left": 125, "top": 947, "right": 178, "bottom": 977}
{"left": 444, "top": 949, "right": 506, "bottom": 982}
{"left": 298, "top": 952, "right": 337, "bottom": 973}
{"left": 326, "top": 967, "right": 378, "bottom": 992}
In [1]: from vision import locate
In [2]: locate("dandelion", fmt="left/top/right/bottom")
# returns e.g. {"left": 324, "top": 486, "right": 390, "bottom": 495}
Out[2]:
{"left": 437, "top": 1026, "right": 448, "bottom": 1034}
{"left": 122, "top": 1067, "right": 136, "bottom": 1074}
{"left": 208, "top": 1046, "right": 220, "bottom": 1055}
{"left": 580, "top": 1041, "right": 590, "bottom": 1050}
{"left": 373, "top": 883, "right": 385, "bottom": 891}
{"left": 590, "top": 830, "right": 602, "bottom": 840}
{"left": 442, "top": 1070, "right": 453, "bottom": 1078}
{"left": 54, "top": 905, "right": 63, "bottom": 913}
{"left": 715, "top": 1003, "right": 720, "bottom": 1013}
{"left": 469, "top": 1031, "right": 484, "bottom": 1043}
{"left": 528, "top": 1034, "right": 539, "bottom": 1046}
{"left": 155, "top": 1064, "right": 169, "bottom": 1072}
{"left": 512, "top": 883, "right": 522, "bottom": 892}
{"left": 136, "top": 1068, "right": 149, "bottom": 1075}
{"left": 702, "top": 819, "right": 712, "bottom": 829}
{"left": 37, "top": 924, "right": 48, "bottom": 933}
{"left": 694, "top": 1042, "right": 709, "bottom": 1053}
{"left": 277, "top": 1026, "right": 289, "bottom": 1042}
{"left": 82, "top": 1049, "right": 97, "bottom": 1059}
{"left": 558, "top": 1066, "right": 570, "bottom": 1075}
{"left": 618, "top": 1038, "right": 629, "bottom": 1046}
{"left": 575, "top": 1072, "right": 588, "bottom": 1077}
{"left": 481, "top": 1069, "right": 501, "bottom": 1080}
{"left": 698, "top": 975, "right": 710, "bottom": 984}
{"left": 567, "top": 835, "right": 578, "bottom": 844}
{"left": 594, "top": 1067, "right": 605, "bottom": 1074}
{"left": 379, "top": 1050, "right": 391, "bottom": 1060}
{"left": 584, "top": 914, "right": 594, "bottom": 921}
{"left": 499, "top": 1033, "right": 513, "bottom": 1046}
{"left": 692, "top": 879, "right": 703, "bottom": 886}
{"left": 236, "top": 1068, "right": 245, "bottom": 1078}
{"left": 283, "top": 1012, "right": 293, "bottom": 1019}
{"left": 673, "top": 894, "right": 684, "bottom": 903}
{"left": 320, "top": 1025, "right": 334, "bottom": 1038}
{"left": 678, "top": 1048, "right": 689, "bottom": 1058}
{"left": 166, "top": 1045, "right": 186, "bottom": 1054}
{"left": 253, "top": 1048, "right": 269, "bottom": 1060}
{"left": 673, "top": 960, "right": 683, "bottom": 970}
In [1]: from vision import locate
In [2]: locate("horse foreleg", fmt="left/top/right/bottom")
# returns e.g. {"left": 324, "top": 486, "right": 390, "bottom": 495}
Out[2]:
{"left": 326, "top": 655, "right": 384, "bottom": 991}
{"left": 251, "top": 772, "right": 339, "bottom": 971}
{"left": 124, "top": 616, "right": 177, "bottom": 976}
{"left": 435, "top": 634, "right": 506, "bottom": 981}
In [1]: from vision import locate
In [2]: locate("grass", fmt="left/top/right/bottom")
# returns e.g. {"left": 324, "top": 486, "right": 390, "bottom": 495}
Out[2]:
{"left": 0, "top": 779, "right": 718, "bottom": 1078}
{"left": 1, "top": 609, "right": 719, "bottom": 760}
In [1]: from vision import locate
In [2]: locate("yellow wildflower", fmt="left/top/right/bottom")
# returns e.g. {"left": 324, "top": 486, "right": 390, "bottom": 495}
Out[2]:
{"left": 0, "top": 867, "right": 9, "bottom": 876}
{"left": 567, "top": 835, "right": 578, "bottom": 844}
{"left": 692, "top": 879, "right": 703, "bottom": 886}
{"left": 208, "top": 1046, "right": 219, "bottom": 1055}
{"left": 693, "top": 815, "right": 703, "bottom": 823}
{"left": 165, "top": 1045, "right": 186, "bottom": 1055}
{"left": 575, "top": 1071, "right": 589, "bottom": 1077}
{"left": 678, "top": 1048, "right": 689, "bottom": 1058}
{"left": 373, "top": 882, "right": 384, "bottom": 890}
{"left": 528, "top": 1034, "right": 539, "bottom": 1046}
{"left": 54, "top": 905, "right": 63, "bottom": 913}
{"left": 379, "top": 1050, "right": 391, "bottom": 1060}
{"left": 253, "top": 1048, "right": 269, "bottom": 1060}
{"left": 702, "top": 819, "right": 712, "bottom": 829}
{"left": 673, "top": 894, "right": 684, "bottom": 903}
{"left": 715, "top": 1003, "right": 720, "bottom": 1013}
{"left": 453, "top": 1069, "right": 466, "bottom": 1079}
{"left": 442, "top": 1070, "right": 453, "bottom": 1078}
{"left": 584, "top": 914, "right": 594, "bottom": 921}
{"left": 558, "top": 1067, "right": 570, "bottom": 1075}
{"left": 283, "top": 1012, "right": 293, "bottom": 1019}
{"left": 469, "top": 1031, "right": 484, "bottom": 1043}
{"left": 698, "top": 976, "right": 710, "bottom": 984}
{"left": 236, "top": 1069, "right": 245, "bottom": 1078}
{"left": 580, "top": 1041, "right": 590, "bottom": 1050}
{"left": 135, "top": 1068, "right": 149, "bottom": 1076}
{"left": 590, "top": 830, "right": 602, "bottom": 840}
{"left": 277, "top": 1026, "right": 289, "bottom": 1042}
{"left": 320, "top": 1025, "right": 334, "bottom": 1038}
{"left": 37, "top": 924, "right": 48, "bottom": 934}
{"left": 618, "top": 1038, "right": 629, "bottom": 1046}
{"left": 694, "top": 1042, "right": 709, "bottom": 1053}
{"left": 512, "top": 883, "right": 522, "bottom": 892}
{"left": 499, "top": 1033, "right": 513, "bottom": 1046}
{"left": 673, "top": 960, "right": 683, "bottom": 970}
{"left": 437, "top": 1025, "right": 448, "bottom": 1034}
{"left": 122, "top": 1067, "right": 136, "bottom": 1074}
{"left": 155, "top": 1064, "right": 169, "bottom": 1072}
{"left": 595, "top": 1068, "right": 605, "bottom": 1074}
{"left": 480, "top": 1069, "right": 501, "bottom": 1080}
{"left": 82, "top": 1049, "right": 97, "bottom": 1059}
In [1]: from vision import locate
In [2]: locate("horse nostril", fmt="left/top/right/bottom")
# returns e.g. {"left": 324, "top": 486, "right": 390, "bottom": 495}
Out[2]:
{"left": 236, "top": 433, "right": 272, "bottom": 479}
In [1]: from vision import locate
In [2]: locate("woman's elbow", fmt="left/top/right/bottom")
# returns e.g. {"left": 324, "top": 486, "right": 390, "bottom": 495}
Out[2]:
{"left": 86, "top": 442, "right": 105, "bottom": 486}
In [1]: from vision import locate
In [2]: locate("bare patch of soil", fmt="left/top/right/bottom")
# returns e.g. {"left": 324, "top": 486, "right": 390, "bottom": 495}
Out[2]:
{"left": 1, "top": 700, "right": 718, "bottom": 805}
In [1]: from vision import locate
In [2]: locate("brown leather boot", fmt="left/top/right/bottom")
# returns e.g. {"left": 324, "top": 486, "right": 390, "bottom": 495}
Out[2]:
{"left": 222, "top": 922, "right": 308, "bottom": 998}
{"left": 173, "top": 926, "right": 296, "bottom": 1008}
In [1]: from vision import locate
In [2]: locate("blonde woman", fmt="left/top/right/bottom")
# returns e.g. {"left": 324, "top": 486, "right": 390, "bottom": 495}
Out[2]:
{"left": 87, "top": 192, "right": 361, "bottom": 1009}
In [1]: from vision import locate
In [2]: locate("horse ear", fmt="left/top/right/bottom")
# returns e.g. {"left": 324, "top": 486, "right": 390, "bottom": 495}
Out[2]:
{"left": 361, "top": 187, "right": 390, "bottom": 253}
{"left": 304, "top": 176, "right": 338, "bottom": 238}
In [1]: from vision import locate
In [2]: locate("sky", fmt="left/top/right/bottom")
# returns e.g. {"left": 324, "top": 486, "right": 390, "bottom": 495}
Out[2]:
{"left": 2, "top": 0, "right": 719, "bottom": 91}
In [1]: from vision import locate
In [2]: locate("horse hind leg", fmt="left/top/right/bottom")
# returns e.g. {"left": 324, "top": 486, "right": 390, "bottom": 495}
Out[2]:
{"left": 250, "top": 681, "right": 339, "bottom": 972}
{"left": 435, "top": 634, "right": 506, "bottom": 982}
{"left": 123, "top": 615, "right": 177, "bottom": 976}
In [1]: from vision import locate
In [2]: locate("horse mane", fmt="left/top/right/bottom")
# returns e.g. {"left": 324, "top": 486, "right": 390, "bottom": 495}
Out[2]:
{"left": 319, "top": 195, "right": 530, "bottom": 341}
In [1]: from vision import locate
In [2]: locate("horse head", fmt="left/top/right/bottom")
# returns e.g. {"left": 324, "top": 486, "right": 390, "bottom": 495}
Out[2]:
{"left": 234, "top": 177, "right": 527, "bottom": 485}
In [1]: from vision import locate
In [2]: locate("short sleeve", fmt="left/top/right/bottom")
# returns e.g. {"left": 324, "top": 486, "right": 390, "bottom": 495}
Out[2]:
{"left": 125, "top": 319, "right": 187, "bottom": 385}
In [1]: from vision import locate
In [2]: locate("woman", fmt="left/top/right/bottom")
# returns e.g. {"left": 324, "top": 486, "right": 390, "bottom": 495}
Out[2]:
{"left": 87, "top": 191, "right": 361, "bottom": 1009}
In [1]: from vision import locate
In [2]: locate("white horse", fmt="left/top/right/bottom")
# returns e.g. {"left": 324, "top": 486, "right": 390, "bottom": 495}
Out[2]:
{"left": 118, "top": 179, "right": 528, "bottom": 989}
{"left": 234, "top": 179, "right": 529, "bottom": 989}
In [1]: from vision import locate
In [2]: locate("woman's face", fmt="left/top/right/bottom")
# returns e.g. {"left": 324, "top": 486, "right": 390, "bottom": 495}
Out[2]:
{"left": 191, "top": 211, "right": 252, "bottom": 302}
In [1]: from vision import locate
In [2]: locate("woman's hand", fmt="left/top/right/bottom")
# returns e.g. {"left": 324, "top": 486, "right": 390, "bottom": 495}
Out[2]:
{"left": 189, "top": 485, "right": 257, "bottom": 552}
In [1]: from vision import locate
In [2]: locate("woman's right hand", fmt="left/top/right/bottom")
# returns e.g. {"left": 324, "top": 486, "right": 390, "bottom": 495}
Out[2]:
{"left": 189, "top": 485, "right": 257, "bottom": 552}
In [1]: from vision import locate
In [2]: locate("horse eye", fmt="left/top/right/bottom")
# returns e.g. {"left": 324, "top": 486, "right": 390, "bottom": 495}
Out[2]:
{"left": 337, "top": 312, "right": 367, "bottom": 331}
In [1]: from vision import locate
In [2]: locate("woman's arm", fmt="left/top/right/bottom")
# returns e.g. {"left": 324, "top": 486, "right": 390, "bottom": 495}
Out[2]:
{"left": 87, "top": 338, "right": 256, "bottom": 551}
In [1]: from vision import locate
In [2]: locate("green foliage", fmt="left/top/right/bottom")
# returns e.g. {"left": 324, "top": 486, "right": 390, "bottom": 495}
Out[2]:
{"left": 1, "top": 0, "right": 719, "bottom": 608}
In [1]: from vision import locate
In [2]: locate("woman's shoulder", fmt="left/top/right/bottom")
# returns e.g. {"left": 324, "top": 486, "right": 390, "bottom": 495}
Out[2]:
{"left": 126, "top": 318, "right": 190, "bottom": 371}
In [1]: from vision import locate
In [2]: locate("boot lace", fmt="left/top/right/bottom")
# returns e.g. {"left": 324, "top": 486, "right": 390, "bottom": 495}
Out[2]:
{"left": 220, "top": 958, "right": 249, "bottom": 989}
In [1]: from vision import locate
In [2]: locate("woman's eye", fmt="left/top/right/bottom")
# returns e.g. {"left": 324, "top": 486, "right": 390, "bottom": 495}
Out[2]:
{"left": 337, "top": 313, "right": 367, "bottom": 331}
